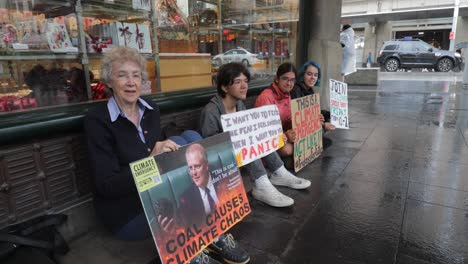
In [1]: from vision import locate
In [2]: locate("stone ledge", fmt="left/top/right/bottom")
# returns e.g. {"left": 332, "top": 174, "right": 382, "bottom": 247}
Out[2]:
{"left": 345, "top": 68, "right": 380, "bottom": 86}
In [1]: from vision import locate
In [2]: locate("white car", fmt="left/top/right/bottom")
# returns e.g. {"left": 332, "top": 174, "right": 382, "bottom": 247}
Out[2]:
{"left": 213, "top": 48, "right": 258, "bottom": 66}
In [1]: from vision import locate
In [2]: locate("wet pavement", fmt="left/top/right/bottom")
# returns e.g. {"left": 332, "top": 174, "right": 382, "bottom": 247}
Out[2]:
{"left": 229, "top": 72, "right": 468, "bottom": 264}
{"left": 61, "top": 72, "right": 468, "bottom": 264}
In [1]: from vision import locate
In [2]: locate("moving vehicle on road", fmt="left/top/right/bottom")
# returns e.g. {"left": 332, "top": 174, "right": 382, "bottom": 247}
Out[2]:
{"left": 377, "top": 38, "right": 464, "bottom": 72}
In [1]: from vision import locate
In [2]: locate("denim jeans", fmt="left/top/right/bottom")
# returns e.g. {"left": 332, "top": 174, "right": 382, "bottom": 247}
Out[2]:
{"left": 168, "top": 130, "right": 202, "bottom": 146}
{"left": 244, "top": 151, "right": 284, "bottom": 181}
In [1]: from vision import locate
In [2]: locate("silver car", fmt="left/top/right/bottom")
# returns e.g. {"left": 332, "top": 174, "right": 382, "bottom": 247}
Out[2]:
{"left": 213, "top": 48, "right": 258, "bottom": 67}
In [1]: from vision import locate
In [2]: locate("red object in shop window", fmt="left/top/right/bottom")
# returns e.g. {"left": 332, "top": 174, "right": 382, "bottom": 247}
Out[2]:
{"left": 91, "top": 82, "right": 109, "bottom": 100}
{"left": 21, "top": 98, "right": 38, "bottom": 109}
{"left": 0, "top": 96, "right": 23, "bottom": 112}
{"left": 11, "top": 98, "right": 22, "bottom": 110}
{"left": 282, "top": 41, "right": 288, "bottom": 56}
{"left": 274, "top": 40, "right": 281, "bottom": 56}
{"left": 263, "top": 41, "right": 270, "bottom": 55}
{"left": 0, "top": 99, "right": 6, "bottom": 112}
{"left": 257, "top": 41, "right": 263, "bottom": 55}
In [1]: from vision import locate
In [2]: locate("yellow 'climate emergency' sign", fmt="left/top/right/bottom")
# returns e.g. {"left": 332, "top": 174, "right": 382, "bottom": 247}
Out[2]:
{"left": 130, "top": 157, "right": 162, "bottom": 192}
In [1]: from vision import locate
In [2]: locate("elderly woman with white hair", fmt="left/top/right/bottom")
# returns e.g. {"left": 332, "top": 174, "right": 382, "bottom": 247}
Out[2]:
{"left": 85, "top": 47, "right": 201, "bottom": 240}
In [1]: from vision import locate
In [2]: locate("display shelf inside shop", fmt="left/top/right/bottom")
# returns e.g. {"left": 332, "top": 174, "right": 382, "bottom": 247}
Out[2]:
{"left": 83, "top": 0, "right": 150, "bottom": 10}
{"left": 249, "top": 27, "right": 291, "bottom": 34}
{"left": 22, "top": 0, "right": 74, "bottom": 18}
{"left": 19, "top": 0, "right": 72, "bottom": 6}
{"left": 87, "top": 52, "right": 153, "bottom": 60}
{"left": 194, "top": 0, "right": 219, "bottom": 6}
{"left": 81, "top": 0, "right": 151, "bottom": 20}
{"left": 252, "top": 5, "right": 289, "bottom": 12}
{"left": 0, "top": 51, "right": 79, "bottom": 61}
{"left": 192, "top": 26, "right": 220, "bottom": 32}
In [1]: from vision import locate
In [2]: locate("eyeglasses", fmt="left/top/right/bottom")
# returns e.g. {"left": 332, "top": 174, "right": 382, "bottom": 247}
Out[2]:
{"left": 280, "top": 76, "right": 296, "bottom": 84}
{"left": 114, "top": 72, "right": 142, "bottom": 81}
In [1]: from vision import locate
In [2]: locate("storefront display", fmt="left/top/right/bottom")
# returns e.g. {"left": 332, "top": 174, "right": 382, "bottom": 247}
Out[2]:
{"left": 0, "top": 0, "right": 299, "bottom": 113}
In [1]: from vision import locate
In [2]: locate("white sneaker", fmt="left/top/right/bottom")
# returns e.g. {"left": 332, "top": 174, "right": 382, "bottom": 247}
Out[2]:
{"left": 270, "top": 166, "right": 311, "bottom": 190}
{"left": 252, "top": 176, "right": 294, "bottom": 207}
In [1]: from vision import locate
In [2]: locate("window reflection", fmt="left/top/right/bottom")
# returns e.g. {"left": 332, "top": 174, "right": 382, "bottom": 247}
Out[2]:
{"left": 157, "top": 0, "right": 298, "bottom": 89}
{"left": 0, "top": 0, "right": 299, "bottom": 113}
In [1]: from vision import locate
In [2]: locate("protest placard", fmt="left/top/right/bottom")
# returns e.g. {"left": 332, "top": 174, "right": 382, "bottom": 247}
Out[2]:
{"left": 329, "top": 79, "right": 349, "bottom": 129}
{"left": 130, "top": 133, "right": 250, "bottom": 264}
{"left": 220, "top": 105, "right": 285, "bottom": 167}
{"left": 291, "top": 94, "right": 323, "bottom": 172}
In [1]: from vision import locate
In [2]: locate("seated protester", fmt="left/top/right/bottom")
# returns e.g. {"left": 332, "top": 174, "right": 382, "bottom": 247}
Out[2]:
{"left": 199, "top": 62, "right": 311, "bottom": 209}
{"left": 84, "top": 47, "right": 221, "bottom": 264}
{"left": 255, "top": 62, "right": 300, "bottom": 157}
{"left": 291, "top": 61, "right": 336, "bottom": 147}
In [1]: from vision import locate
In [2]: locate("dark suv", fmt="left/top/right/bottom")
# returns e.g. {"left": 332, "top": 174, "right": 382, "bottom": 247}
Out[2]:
{"left": 377, "top": 39, "right": 464, "bottom": 72}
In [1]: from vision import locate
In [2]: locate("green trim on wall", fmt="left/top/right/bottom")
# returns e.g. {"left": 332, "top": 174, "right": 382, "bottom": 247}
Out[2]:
{"left": 0, "top": 82, "right": 269, "bottom": 145}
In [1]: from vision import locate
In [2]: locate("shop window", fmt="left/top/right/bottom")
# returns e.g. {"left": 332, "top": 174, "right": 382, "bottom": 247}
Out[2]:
{"left": 157, "top": 0, "right": 299, "bottom": 91}
{"left": 0, "top": 0, "right": 299, "bottom": 113}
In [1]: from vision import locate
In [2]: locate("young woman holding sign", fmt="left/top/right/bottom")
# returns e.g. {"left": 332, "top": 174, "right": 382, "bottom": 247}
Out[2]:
{"left": 256, "top": 62, "right": 334, "bottom": 165}
{"left": 255, "top": 63, "right": 301, "bottom": 158}
{"left": 291, "top": 61, "right": 336, "bottom": 133}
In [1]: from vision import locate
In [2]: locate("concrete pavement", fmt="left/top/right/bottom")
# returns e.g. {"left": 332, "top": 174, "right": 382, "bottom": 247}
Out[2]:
{"left": 61, "top": 72, "right": 468, "bottom": 264}
{"left": 232, "top": 72, "right": 468, "bottom": 264}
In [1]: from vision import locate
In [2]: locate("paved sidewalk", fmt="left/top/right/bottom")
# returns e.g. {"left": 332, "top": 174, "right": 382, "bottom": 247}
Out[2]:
{"left": 61, "top": 73, "right": 468, "bottom": 264}
{"left": 231, "top": 73, "right": 468, "bottom": 264}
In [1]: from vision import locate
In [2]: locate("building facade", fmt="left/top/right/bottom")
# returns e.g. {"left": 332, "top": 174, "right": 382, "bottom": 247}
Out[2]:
{"left": 342, "top": 0, "right": 468, "bottom": 66}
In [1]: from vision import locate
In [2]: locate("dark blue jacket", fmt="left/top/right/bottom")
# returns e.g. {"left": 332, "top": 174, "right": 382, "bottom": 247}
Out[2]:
{"left": 84, "top": 99, "right": 161, "bottom": 233}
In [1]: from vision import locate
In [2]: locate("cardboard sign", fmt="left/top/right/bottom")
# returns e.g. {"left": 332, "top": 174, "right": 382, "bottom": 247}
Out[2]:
{"left": 291, "top": 94, "right": 323, "bottom": 172}
{"left": 329, "top": 79, "right": 349, "bottom": 129}
{"left": 130, "top": 133, "right": 250, "bottom": 264}
{"left": 221, "top": 105, "right": 285, "bottom": 167}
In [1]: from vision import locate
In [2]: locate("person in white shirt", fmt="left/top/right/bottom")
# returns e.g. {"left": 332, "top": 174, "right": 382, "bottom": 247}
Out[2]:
{"left": 340, "top": 24, "right": 357, "bottom": 79}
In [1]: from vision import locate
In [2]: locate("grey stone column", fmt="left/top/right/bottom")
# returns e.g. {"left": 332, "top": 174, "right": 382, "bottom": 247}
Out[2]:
{"left": 296, "top": 0, "right": 342, "bottom": 111}
{"left": 375, "top": 22, "right": 393, "bottom": 52}
{"left": 455, "top": 16, "right": 468, "bottom": 45}
{"left": 455, "top": 17, "right": 468, "bottom": 85}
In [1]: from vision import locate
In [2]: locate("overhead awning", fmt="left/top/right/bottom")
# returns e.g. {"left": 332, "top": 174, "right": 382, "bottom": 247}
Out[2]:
{"left": 342, "top": 6, "right": 468, "bottom": 24}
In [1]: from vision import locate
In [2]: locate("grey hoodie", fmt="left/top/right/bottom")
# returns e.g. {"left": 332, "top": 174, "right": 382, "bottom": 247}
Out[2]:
{"left": 198, "top": 94, "right": 246, "bottom": 138}
{"left": 198, "top": 94, "right": 283, "bottom": 179}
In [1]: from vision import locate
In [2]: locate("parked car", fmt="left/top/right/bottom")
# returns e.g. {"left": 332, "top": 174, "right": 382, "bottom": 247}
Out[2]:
{"left": 212, "top": 48, "right": 258, "bottom": 67}
{"left": 377, "top": 39, "right": 464, "bottom": 72}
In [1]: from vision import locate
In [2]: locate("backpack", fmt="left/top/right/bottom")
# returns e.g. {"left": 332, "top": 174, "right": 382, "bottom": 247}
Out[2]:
{"left": 0, "top": 214, "right": 69, "bottom": 264}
